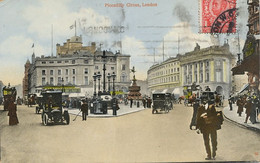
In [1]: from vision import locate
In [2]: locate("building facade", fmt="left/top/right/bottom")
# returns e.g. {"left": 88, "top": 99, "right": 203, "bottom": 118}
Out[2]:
{"left": 232, "top": 0, "right": 259, "bottom": 94}
{"left": 147, "top": 43, "right": 236, "bottom": 98}
{"left": 26, "top": 35, "right": 131, "bottom": 97}
{"left": 22, "top": 59, "right": 30, "bottom": 99}
{"left": 147, "top": 57, "right": 181, "bottom": 95}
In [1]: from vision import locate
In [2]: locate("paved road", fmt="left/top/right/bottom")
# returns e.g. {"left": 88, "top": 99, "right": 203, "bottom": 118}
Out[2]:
{"left": 0, "top": 104, "right": 260, "bottom": 162}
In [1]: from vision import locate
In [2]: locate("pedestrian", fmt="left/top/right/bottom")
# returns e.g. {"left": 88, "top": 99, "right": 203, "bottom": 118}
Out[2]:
{"left": 236, "top": 97, "right": 244, "bottom": 116}
{"left": 196, "top": 100, "right": 218, "bottom": 160}
{"left": 130, "top": 98, "right": 133, "bottom": 108}
{"left": 215, "top": 94, "right": 220, "bottom": 107}
{"left": 80, "top": 99, "right": 88, "bottom": 121}
{"left": 244, "top": 97, "right": 252, "bottom": 123}
{"left": 190, "top": 98, "right": 200, "bottom": 130}
{"left": 142, "top": 98, "right": 146, "bottom": 108}
{"left": 250, "top": 97, "right": 258, "bottom": 124}
{"left": 147, "top": 97, "right": 152, "bottom": 108}
{"left": 228, "top": 97, "right": 233, "bottom": 111}
{"left": 8, "top": 96, "right": 19, "bottom": 126}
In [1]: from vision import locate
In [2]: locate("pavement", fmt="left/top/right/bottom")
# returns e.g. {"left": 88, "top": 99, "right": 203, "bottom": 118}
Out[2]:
{"left": 68, "top": 102, "right": 147, "bottom": 118}
{"left": 223, "top": 104, "right": 260, "bottom": 132}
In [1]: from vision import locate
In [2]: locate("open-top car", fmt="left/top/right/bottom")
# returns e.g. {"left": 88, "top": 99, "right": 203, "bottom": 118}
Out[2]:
{"left": 152, "top": 93, "right": 172, "bottom": 114}
{"left": 41, "top": 90, "right": 70, "bottom": 126}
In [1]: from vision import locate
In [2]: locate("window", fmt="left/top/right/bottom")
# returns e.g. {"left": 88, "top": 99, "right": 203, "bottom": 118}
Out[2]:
{"left": 177, "top": 68, "right": 179, "bottom": 71}
{"left": 65, "top": 60, "right": 69, "bottom": 63}
{"left": 57, "top": 61, "right": 62, "bottom": 63}
{"left": 72, "top": 69, "right": 76, "bottom": 75}
{"left": 120, "top": 73, "right": 127, "bottom": 82}
{"left": 216, "top": 71, "right": 221, "bottom": 82}
{"left": 95, "top": 66, "right": 99, "bottom": 70}
{"left": 66, "top": 77, "right": 69, "bottom": 84}
{"left": 58, "top": 77, "right": 62, "bottom": 84}
{"left": 72, "top": 76, "right": 76, "bottom": 85}
{"left": 216, "top": 60, "right": 221, "bottom": 66}
{"left": 50, "top": 70, "right": 53, "bottom": 75}
{"left": 66, "top": 69, "right": 69, "bottom": 75}
{"left": 58, "top": 69, "right": 62, "bottom": 75}
{"left": 42, "top": 61, "right": 46, "bottom": 64}
{"left": 72, "top": 60, "right": 75, "bottom": 64}
{"left": 206, "top": 61, "right": 209, "bottom": 67}
{"left": 206, "top": 72, "right": 209, "bottom": 82}
{"left": 200, "top": 73, "right": 203, "bottom": 83}
{"left": 42, "top": 77, "right": 46, "bottom": 85}
{"left": 49, "top": 61, "right": 54, "bottom": 64}
{"left": 50, "top": 77, "right": 54, "bottom": 85}
{"left": 84, "top": 68, "right": 88, "bottom": 74}
{"left": 42, "top": 70, "right": 46, "bottom": 75}
{"left": 122, "top": 64, "right": 126, "bottom": 71}
{"left": 84, "top": 76, "right": 88, "bottom": 85}
{"left": 84, "top": 60, "right": 88, "bottom": 64}
{"left": 111, "top": 67, "right": 115, "bottom": 70}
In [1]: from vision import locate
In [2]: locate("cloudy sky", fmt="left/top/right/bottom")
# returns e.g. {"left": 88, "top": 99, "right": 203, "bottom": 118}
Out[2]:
{"left": 0, "top": 0, "right": 248, "bottom": 86}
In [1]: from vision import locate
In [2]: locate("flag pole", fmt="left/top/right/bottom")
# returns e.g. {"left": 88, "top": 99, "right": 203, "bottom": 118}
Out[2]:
{"left": 75, "top": 20, "right": 76, "bottom": 36}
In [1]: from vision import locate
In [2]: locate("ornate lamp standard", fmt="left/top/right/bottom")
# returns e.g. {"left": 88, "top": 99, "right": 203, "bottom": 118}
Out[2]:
{"left": 107, "top": 73, "right": 111, "bottom": 94}
{"left": 93, "top": 72, "right": 97, "bottom": 97}
{"left": 101, "top": 50, "right": 108, "bottom": 93}
{"left": 97, "top": 71, "right": 101, "bottom": 95}
{"left": 61, "top": 78, "right": 64, "bottom": 93}
{"left": 111, "top": 72, "right": 116, "bottom": 96}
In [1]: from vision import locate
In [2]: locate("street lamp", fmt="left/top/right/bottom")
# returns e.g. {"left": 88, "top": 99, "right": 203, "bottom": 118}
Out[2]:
{"left": 61, "top": 78, "right": 64, "bottom": 93}
{"left": 111, "top": 72, "right": 116, "bottom": 96}
{"left": 97, "top": 71, "right": 101, "bottom": 94}
{"left": 101, "top": 50, "right": 108, "bottom": 93}
{"left": 107, "top": 73, "right": 111, "bottom": 94}
{"left": 93, "top": 72, "right": 97, "bottom": 97}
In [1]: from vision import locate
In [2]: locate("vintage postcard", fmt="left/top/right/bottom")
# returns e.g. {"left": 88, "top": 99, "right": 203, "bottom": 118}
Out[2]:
{"left": 0, "top": 0, "right": 259, "bottom": 162}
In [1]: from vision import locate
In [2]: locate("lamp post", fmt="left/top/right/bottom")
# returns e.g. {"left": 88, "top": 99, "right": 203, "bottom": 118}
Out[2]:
{"left": 111, "top": 72, "right": 116, "bottom": 96}
{"left": 107, "top": 73, "right": 111, "bottom": 94}
{"left": 97, "top": 71, "right": 101, "bottom": 94}
{"left": 61, "top": 78, "right": 64, "bottom": 93}
{"left": 93, "top": 72, "right": 97, "bottom": 97}
{"left": 101, "top": 50, "right": 108, "bottom": 93}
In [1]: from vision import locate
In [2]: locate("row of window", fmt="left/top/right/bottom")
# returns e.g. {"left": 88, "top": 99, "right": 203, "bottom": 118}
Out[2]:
{"left": 42, "top": 76, "right": 89, "bottom": 86}
{"left": 42, "top": 69, "right": 82, "bottom": 76}
{"left": 41, "top": 60, "right": 89, "bottom": 64}
{"left": 149, "top": 75, "right": 180, "bottom": 85}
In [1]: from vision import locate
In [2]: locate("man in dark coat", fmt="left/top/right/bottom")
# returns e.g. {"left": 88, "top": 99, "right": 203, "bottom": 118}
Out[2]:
{"left": 244, "top": 98, "right": 252, "bottom": 123}
{"left": 80, "top": 99, "right": 88, "bottom": 121}
{"left": 142, "top": 98, "right": 147, "bottom": 108}
{"left": 130, "top": 98, "right": 133, "bottom": 108}
{"left": 228, "top": 97, "right": 233, "bottom": 111}
{"left": 196, "top": 100, "right": 218, "bottom": 160}
{"left": 8, "top": 97, "right": 19, "bottom": 125}
{"left": 236, "top": 97, "right": 244, "bottom": 116}
{"left": 190, "top": 98, "right": 200, "bottom": 130}
{"left": 147, "top": 97, "right": 152, "bottom": 108}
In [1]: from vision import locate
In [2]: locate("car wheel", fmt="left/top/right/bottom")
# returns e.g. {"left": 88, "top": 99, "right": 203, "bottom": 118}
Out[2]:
{"left": 42, "top": 113, "right": 48, "bottom": 126}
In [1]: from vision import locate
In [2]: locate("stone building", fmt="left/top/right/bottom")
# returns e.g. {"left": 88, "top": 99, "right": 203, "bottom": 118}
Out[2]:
{"left": 232, "top": 0, "right": 259, "bottom": 94}
{"left": 26, "top": 35, "right": 131, "bottom": 97}
{"left": 147, "top": 43, "right": 236, "bottom": 98}
{"left": 22, "top": 59, "right": 30, "bottom": 99}
{"left": 147, "top": 57, "right": 181, "bottom": 96}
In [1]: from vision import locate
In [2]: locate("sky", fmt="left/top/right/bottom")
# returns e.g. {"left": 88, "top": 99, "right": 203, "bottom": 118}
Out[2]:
{"left": 0, "top": 0, "right": 249, "bottom": 86}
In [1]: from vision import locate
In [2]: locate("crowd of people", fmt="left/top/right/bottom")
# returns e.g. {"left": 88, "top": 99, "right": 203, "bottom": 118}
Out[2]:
{"left": 229, "top": 93, "right": 259, "bottom": 124}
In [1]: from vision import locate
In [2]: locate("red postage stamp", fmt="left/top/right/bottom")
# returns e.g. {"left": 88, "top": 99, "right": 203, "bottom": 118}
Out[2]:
{"left": 200, "top": 0, "right": 237, "bottom": 33}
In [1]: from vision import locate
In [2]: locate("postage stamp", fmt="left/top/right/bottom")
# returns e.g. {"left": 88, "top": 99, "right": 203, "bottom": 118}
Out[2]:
{"left": 200, "top": 0, "right": 237, "bottom": 34}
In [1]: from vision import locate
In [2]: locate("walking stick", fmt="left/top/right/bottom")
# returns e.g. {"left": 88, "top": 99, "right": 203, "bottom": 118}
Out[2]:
{"left": 73, "top": 110, "right": 82, "bottom": 121}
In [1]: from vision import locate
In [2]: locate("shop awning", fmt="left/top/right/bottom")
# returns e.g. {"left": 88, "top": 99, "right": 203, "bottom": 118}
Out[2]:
{"left": 231, "top": 54, "right": 259, "bottom": 75}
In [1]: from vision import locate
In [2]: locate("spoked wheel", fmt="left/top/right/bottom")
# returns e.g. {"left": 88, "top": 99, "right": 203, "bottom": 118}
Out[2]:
{"left": 42, "top": 113, "right": 49, "bottom": 126}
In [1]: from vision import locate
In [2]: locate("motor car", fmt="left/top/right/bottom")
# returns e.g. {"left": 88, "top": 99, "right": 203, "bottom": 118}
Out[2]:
{"left": 152, "top": 93, "right": 171, "bottom": 114}
{"left": 41, "top": 90, "right": 70, "bottom": 126}
{"left": 200, "top": 91, "right": 215, "bottom": 103}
